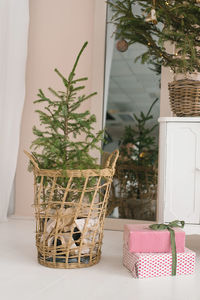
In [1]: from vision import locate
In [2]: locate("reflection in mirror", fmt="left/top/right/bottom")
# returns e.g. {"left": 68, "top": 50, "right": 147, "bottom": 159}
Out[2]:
{"left": 103, "top": 4, "right": 160, "bottom": 222}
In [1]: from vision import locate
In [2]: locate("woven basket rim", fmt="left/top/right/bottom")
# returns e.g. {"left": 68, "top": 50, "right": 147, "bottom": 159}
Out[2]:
{"left": 169, "top": 79, "right": 200, "bottom": 87}
{"left": 24, "top": 150, "right": 119, "bottom": 178}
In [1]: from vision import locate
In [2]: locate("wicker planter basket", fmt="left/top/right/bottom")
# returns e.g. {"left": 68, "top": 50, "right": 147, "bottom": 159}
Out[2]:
{"left": 168, "top": 79, "right": 200, "bottom": 116}
{"left": 25, "top": 150, "right": 119, "bottom": 269}
{"left": 106, "top": 161, "right": 157, "bottom": 221}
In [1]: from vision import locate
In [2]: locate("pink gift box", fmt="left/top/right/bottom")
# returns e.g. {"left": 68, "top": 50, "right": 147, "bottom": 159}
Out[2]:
{"left": 123, "top": 246, "right": 195, "bottom": 279}
{"left": 124, "top": 224, "right": 185, "bottom": 253}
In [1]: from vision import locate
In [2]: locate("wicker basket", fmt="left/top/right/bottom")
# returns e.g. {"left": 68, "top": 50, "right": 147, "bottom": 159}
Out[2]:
{"left": 168, "top": 79, "right": 200, "bottom": 116}
{"left": 106, "top": 161, "right": 157, "bottom": 221}
{"left": 25, "top": 150, "right": 119, "bottom": 269}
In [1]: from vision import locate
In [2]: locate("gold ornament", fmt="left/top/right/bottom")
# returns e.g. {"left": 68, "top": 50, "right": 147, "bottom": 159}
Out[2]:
{"left": 139, "top": 152, "right": 146, "bottom": 158}
{"left": 196, "top": 0, "right": 200, "bottom": 3}
{"left": 116, "top": 39, "right": 129, "bottom": 52}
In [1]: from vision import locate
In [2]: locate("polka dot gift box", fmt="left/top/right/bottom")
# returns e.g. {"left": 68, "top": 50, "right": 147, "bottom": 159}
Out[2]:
{"left": 123, "top": 222, "right": 196, "bottom": 278}
{"left": 123, "top": 246, "right": 195, "bottom": 279}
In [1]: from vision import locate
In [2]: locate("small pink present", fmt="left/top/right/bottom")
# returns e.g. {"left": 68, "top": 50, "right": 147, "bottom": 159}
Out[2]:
{"left": 124, "top": 224, "right": 185, "bottom": 253}
{"left": 123, "top": 246, "right": 195, "bottom": 279}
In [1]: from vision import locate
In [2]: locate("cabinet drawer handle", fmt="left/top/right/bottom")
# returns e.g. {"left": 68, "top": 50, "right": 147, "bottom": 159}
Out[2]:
{"left": 196, "top": 167, "right": 200, "bottom": 171}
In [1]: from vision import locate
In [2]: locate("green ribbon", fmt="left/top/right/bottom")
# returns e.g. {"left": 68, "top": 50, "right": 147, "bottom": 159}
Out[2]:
{"left": 149, "top": 220, "right": 185, "bottom": 276}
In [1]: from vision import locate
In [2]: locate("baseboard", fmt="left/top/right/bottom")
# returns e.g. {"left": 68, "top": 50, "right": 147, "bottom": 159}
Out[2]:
{"left": 9, "top": 214, "right": 34, "bottom": 221}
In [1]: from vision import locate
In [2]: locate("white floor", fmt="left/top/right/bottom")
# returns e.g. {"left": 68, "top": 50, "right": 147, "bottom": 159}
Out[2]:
{"left": 1, "top": 219, "right": 200, "bottom": 300}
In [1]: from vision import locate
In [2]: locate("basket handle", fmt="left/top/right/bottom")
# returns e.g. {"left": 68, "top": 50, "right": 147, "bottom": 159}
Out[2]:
{"left": 24, "top": 150, "right": 39, "bottom": 170}
{"left": 104, "top": 149, "right": 119, "bottom": 170}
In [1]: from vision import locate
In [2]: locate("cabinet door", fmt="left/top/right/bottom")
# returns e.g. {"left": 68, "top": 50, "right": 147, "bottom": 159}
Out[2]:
{"left": 164, "top": 123, "right": 200, "bottom": 223}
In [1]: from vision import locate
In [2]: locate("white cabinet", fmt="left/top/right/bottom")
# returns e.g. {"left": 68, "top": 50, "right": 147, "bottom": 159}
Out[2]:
{"left": 158, "top": 118, "right": 200, "bottom": 224}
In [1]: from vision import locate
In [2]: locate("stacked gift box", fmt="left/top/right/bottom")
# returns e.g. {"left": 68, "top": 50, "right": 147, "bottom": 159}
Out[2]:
{"left": 123, "top": 223, "right": 196, "bottom": 279}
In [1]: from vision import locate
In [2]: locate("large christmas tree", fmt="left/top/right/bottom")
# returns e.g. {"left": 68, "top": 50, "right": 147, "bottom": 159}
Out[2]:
{"left": 30, "top": 42, "right": 103, "bottom": 172}
{"left": 108, "top": 0, "right": 200, "bottom": 74}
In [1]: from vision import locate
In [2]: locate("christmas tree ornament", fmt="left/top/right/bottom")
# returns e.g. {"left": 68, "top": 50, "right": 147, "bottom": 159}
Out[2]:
{"left": 145, "top": 0, "right": 157, "bottom": 24}
{"left": 196, "top": 0, "right": 200, "bottom": 3}
{"left": 116, "top": 39, "right": 128, "bottom": 52}
{"left": 139, "top": 151, "right": 147, "bottom": 158}
{"left": 145, "top": 8, "right": 157, "bottom": 24}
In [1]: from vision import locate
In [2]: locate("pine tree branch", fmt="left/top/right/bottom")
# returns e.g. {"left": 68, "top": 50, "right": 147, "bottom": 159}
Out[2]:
{"left": 48, "top": 87, "right": 63, "bottom": 99}
{"left": 68, "top": 42, "right": 88, "bottom": 82}
{"left": 71, "top": 77, "right": 88, "bottom": 84}
{"left": 54, "top": 68, "right": 68, "bottom": 87}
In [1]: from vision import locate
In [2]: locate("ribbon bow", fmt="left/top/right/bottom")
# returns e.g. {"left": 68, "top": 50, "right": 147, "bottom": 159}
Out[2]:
{"left": 149, "top": 220, "right": 185, "bottom": 276}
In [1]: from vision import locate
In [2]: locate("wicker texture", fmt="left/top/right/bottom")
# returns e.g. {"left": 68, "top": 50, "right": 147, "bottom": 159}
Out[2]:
{"left": 25, "top": 150, "right": 119, "bottom": 269}
{"left": 106, "top": 161, "right": 157, "bottom": 221}
{"left": 169, "top": 79, "right": 200, "bottom": 116}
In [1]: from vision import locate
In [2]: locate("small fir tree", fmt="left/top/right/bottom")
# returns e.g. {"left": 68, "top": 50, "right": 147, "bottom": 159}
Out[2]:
{"left": 30, "top": 42, "right": 103, "bottom": 173}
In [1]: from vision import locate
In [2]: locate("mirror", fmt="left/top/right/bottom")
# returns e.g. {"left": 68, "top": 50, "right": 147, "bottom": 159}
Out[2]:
{"left": 103, "top": 4, "right": 160, "bottom": 222}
